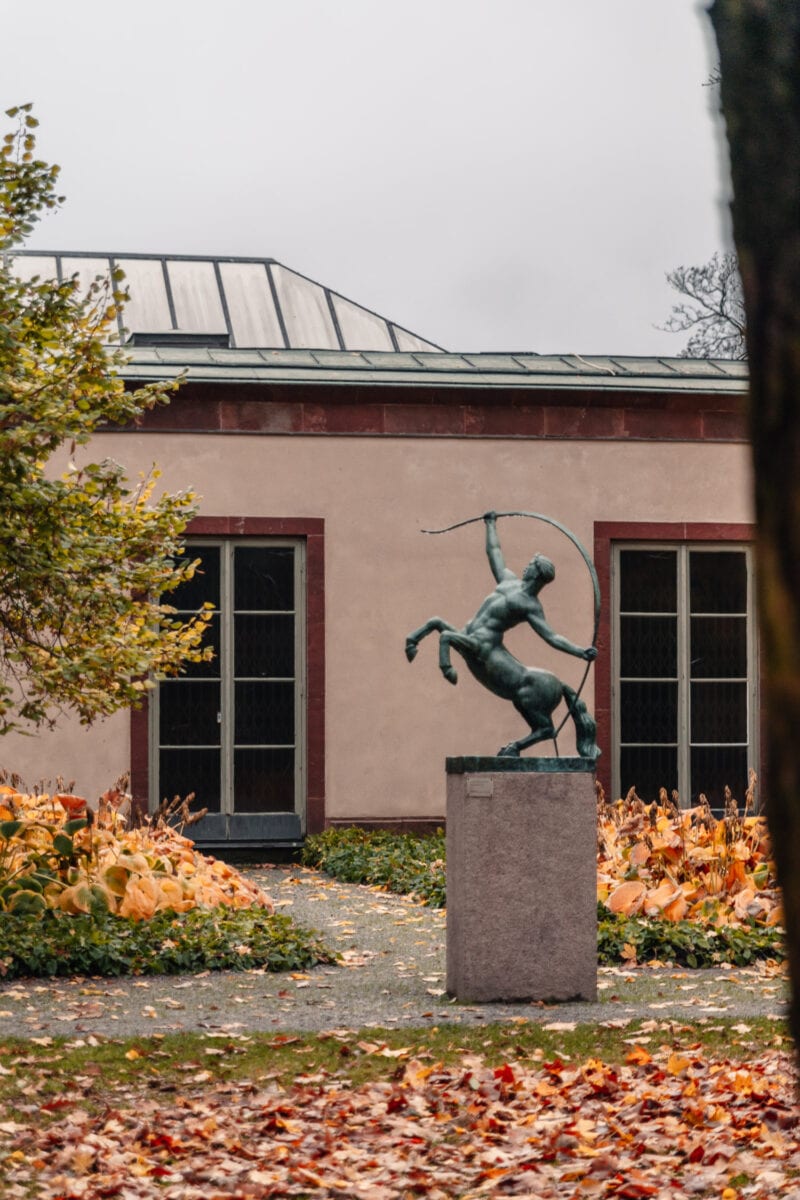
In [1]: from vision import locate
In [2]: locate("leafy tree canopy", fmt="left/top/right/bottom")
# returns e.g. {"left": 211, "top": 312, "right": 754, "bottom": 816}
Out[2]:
{"left": 663, "top": 250, "right": 747, "bottom": 359}
{"left": 0, "top": 104, "right": 211, "bottom": 734}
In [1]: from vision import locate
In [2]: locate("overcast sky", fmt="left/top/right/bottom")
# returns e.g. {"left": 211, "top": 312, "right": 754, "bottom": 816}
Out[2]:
{"left": 5, "top": 1, "right": 729, "bottom": 355}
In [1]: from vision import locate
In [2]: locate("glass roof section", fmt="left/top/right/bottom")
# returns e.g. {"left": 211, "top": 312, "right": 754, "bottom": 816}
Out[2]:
{"left": 5, "top": 252, "right": 445, "bottom": 354}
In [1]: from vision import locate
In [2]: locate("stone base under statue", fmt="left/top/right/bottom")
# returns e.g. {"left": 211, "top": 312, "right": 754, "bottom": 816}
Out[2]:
{"left": 445, "top": 757, "right": 597, "bottom": 1004}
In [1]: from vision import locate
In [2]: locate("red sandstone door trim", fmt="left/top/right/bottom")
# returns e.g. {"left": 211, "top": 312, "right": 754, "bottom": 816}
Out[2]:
{"left": 593, "top": 521, "right": 758, "bottom": 805}
{"left": 130, "top": 516, "right": 325, "bottom": 837}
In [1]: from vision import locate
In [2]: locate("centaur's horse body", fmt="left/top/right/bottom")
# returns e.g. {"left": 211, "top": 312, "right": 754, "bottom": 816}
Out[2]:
{"left": 405, "top": 512, "right": 600, "bottom": 760}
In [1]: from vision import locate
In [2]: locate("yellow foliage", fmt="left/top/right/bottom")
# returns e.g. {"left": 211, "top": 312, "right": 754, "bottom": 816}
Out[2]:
{"left": 0, "top": 783, "right": 272, "bottom": 921}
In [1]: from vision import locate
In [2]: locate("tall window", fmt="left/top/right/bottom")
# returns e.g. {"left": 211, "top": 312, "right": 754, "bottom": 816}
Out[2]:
{"left": 612, "top": 544, "right": 757, "bottom": 809}
{"left": 150, "top": 540, "right": 306, "bottom": 841}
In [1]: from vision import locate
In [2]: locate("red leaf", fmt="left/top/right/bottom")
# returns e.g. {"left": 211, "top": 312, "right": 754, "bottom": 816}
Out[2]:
{"left": 494, "top": 1063, "right": 516, "bottom": 1085}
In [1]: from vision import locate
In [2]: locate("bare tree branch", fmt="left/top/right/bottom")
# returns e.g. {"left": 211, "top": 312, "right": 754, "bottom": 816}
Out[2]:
{"left": 662, "top": 251, "right": 747, "bottom": 359}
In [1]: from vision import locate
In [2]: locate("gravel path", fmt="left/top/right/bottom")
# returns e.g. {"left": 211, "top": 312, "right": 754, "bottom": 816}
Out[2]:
{"left": 0, "top": 865, "right": 788, "bottom": 1041}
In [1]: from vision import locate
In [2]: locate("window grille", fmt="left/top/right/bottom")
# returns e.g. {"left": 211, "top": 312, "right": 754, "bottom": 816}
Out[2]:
{"left": 612, "top": 544, "right": 757, "bottom": 809}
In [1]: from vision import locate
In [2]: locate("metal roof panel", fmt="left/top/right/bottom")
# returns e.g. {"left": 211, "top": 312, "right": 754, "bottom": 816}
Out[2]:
{"left": 8, "top": 254, "right": 58, "bottom": 283}
{"left": 218, "top": 260, "right": 284, "bottom": 348}
{"left": 332, "top": 294, "right": 394, "bottom": 351}
{"left": 166, "top": 260, "right": 227, "bottom": 334}
{"left": 463, "top": 353, "right": 527, "bottom": 371}
{"left": 606, "top": 357, "right": 678, "bottom": 376}
{"left": 666, "top": 359, "right": 728, "bottom": 377}
{"left": 411, "top": 353, "right": 476, "bottom": 371}
{"left": 362, "top": 352, "right": 425, "bottom": 369}
{"left": 712, "top": 360, "right": 749, "bottom": 377}
{"left": 116, "top": 258, "right": 173, "bottom": 337}
{"left": 271, "top": 264, "right": 340, "bottom": 350}
{"left": 392, "top": 326, "right": 443, "bottom": 353}
{"left": 309, "top": 350, "right": 369, "bottom": 368}
{"left": 513, "top": 356, "right": 577, "bottom": 373}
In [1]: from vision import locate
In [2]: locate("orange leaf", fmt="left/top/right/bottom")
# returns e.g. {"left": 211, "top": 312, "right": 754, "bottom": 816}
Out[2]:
{"left": 625, "top": 1045, "right": 652, "bottom": 1066}
{"left": 663, "top": 892, "right": 689, "bottom": 921}
{"left": 724, "top": 859, "right": 748, "bottom": 891}
{"left": 629, "top": 841, "right": 650, "bottom": 868}
{"left": 55, "top": 793, "right": 87, "bottom": 815}
{"left": 666, "top": 1051, "right": 692, "bottom": 1076}
{"left": 607, "top": 880, "right": 646, "bottom": 916}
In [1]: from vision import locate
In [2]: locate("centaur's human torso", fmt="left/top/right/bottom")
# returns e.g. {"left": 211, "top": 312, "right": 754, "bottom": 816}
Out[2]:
{"left": 463, "top": 580, "right": 545, "bottom": 697}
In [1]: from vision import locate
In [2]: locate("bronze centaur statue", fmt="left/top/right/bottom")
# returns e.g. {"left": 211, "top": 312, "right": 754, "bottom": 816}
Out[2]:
{"left": 405, "top": 511, "right": 600, "bottom": 760}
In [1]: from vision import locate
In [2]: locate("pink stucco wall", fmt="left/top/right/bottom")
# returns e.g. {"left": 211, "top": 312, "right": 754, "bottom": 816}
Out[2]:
{"left": 0, "top": 433, "right": 754, "bottom": 820}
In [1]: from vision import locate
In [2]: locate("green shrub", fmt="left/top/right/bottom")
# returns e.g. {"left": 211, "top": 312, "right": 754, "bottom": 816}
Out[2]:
{"left": 302, "top": 826, "right": 446, "bottom": 907}
{"left": 303, "top": 828, "right": 785, "bottom": 967}
{"left": 597, "top": 902, "right": 784, "bottom": 967}
{"left": 0, "top": 906, "right": 336, "bottom": 979}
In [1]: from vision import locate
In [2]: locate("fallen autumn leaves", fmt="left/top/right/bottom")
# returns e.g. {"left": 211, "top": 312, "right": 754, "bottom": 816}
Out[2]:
{"left": 0, "top": 1037, "right": 796, "bottom": 1199}
{"left": 598, "top": 777, "right": 781, "bottom": 932}
{"left": 0, "top": 784, "right": 271, "bottom": 919}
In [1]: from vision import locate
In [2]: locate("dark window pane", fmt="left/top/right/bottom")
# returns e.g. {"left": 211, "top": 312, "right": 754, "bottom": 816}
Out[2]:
{"left": 234, "top": 748, "right": 295, "bottom": 812}
{"left": 691, "top": 681, "right": 747, "bottom": 743}
{"left": 620, "top": 615, "right": 677, "bottom": 678}
{"left": 690, "top": 616, "right": 747, "bottom": 679}
{"left": 234, "top": 547, "right": 294, "bottom": 611}
{"left": 158, "top": 748, "right": 221, "bottom": 812}
{"left": 620, "top": 746, "right": 678, "bottom": 804}
{"left": 619, "top": 550, "right": 676, "bottom": 613}
{"left": 620, "top": 681, "right": 677, "bottom": 743}
{"left": 235, "top": 681, "right": 295, "bottom": 744}
{"left": 690, "top": 551, "right": 747, "bottom": 613}
{"left": 234, "top": 614, "right": 295, "bottom": 678}
{"left": 168, "top": 546, "right": 220, "bottom": 612}
{"left": 691, "top": 746, "right": 749, "bottom": 811}
{"left": 159, "top": 681, "right": 220, "bottom": 745}
{"left": 176, "top": 613, "right": 221, "bottom": 679}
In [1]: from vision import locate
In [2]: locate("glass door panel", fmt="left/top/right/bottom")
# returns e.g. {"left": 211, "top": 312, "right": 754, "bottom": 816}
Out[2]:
{"left": 153, "top": 541, "right": 304, "bottom": 841}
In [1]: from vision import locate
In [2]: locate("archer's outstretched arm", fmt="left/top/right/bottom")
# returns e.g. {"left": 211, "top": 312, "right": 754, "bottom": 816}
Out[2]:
{"left": 527, "top": 610, "right": 598, "bottom": 660}
{"left": 484, "top": 512, "right": 515, "bottom": 582}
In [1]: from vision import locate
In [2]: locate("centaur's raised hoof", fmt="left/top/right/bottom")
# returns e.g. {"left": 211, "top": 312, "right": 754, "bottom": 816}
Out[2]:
{"left": 441, "top": 665, "right": 458, "bottom": 685}
{"left": 405, "top": 638, "right": 418, "bottom": 663}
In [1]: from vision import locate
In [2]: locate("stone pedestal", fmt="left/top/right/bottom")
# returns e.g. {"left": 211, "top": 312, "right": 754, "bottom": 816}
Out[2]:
{"left": 446, "top": 757, "right": 597, "bottom": 1003}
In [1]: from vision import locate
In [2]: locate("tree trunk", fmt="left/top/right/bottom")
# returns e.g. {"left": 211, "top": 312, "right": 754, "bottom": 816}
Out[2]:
{"left": 710, "top": 0, "right": 800, "bottom": 1052}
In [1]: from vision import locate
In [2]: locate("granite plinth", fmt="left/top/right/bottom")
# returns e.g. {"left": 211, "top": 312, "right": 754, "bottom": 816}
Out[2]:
{"left": 446, "top": 767, "right": 597, "bottom": 1004}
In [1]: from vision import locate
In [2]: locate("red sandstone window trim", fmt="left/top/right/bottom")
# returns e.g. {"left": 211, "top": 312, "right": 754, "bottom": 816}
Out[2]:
{"left": 593, "top": 521, "right": 758, "bottom": 803}
{"left": 130, "top": 516, "right": 325, "bottom": 835}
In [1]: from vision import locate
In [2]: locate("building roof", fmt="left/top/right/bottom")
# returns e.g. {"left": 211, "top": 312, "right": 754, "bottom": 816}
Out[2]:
{"left": 6, "top": 250, "right": 750, "bottom": 395}
{"left": 114, "top": 346, "right": 748, "bottom": 394}
{"left": 6, "top": 251, "right": 444, "bottom": 354}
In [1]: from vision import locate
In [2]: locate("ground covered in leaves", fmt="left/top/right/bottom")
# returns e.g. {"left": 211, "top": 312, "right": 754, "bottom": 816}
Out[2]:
{"left": 0, "top": 867, "right": 788, "bottom": 1042}
{"left": 0, "top": 1022, "right": 796, "bottom": 1198}
{"left": 303, "top": 789, "right": 786, "bottom": 969}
